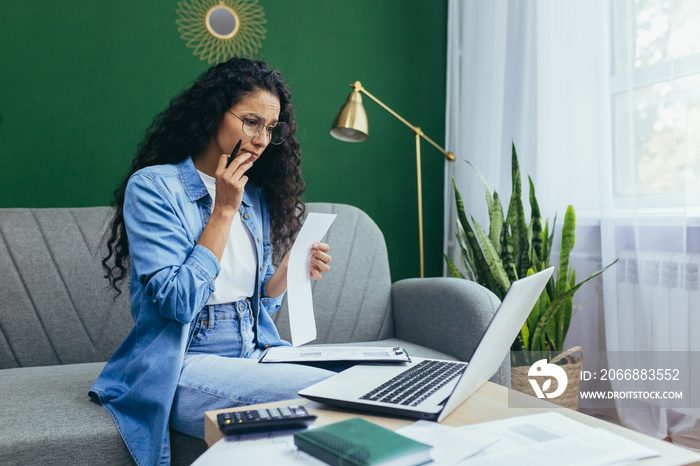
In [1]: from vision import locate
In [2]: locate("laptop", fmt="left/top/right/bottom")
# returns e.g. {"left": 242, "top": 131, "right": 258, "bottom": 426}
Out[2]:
{"left": 298, "top": 267, "right": 554, "bottom": 422}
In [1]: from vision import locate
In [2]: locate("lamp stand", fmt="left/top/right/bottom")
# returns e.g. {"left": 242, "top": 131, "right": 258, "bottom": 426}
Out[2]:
{"left": 414, "top": 131, "right": 424, "bottom": 278}
{"left": 332, "top": 81, "right": 455, "bottom": 278}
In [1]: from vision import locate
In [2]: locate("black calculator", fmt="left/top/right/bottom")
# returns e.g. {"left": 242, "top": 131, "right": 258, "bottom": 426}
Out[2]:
{"left": 217, "top": 405, "right": 317, "bottom": 436}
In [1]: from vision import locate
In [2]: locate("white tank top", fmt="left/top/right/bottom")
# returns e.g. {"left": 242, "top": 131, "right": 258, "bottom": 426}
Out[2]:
{"left": 197, "top": 170, "right": 257, "bottom": 304}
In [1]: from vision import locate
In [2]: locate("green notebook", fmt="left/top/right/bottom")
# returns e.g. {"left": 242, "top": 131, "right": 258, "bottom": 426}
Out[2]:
{"left": 293, "top": 417, "right": 432, "bottom": 466}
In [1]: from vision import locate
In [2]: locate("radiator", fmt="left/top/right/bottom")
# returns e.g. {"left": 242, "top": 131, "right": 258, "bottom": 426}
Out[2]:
{"left": 615, "top": 250, "right": 700, "bottom": 407}
{"left": 616, "top": 250, "right": 699, "bottom": 352}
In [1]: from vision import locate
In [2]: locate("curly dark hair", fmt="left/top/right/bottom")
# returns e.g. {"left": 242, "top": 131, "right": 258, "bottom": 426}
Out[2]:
{"left": 103, "top": 57, "right": 306, "bottom": 295}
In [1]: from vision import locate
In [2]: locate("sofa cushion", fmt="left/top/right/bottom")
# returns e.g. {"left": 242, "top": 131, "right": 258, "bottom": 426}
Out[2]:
{"left": 0, "top": 362, "right": 205, "bottom": 465}
{"left": 0, "top": 362, "right": 132, "bottom": 465}
{"left": 0, "top": 208, "right": 132, "bottom": 369}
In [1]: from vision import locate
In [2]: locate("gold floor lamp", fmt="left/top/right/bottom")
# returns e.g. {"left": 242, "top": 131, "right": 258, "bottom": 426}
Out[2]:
{"left": 330, "top": 81, "right": 455, "bottom": 278}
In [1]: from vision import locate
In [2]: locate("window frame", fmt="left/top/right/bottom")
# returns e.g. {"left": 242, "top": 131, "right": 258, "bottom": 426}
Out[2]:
{"left": 609, "top": 0, "right": 700, "bottom": 210}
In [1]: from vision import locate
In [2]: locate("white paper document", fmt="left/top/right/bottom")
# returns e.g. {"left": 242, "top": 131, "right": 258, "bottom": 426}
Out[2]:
{"left": 457, "top": 412, "right": 660, "bottom": 466}
{"left": 191, "top": 433, "right": 324, "bottom": 465}
{"left": 259, "top": 345, "right": 411, "bottom": 363}
{"left": 286, "top": 213, "right": 336, "bottom": 346}
{"left": 396, "top": 421, "right": 499, "bottom": 465}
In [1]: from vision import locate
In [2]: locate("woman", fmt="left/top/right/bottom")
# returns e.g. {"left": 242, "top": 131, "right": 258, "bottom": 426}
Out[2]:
{"left": 90, "top": 57, "right": 335, "bottom": 466}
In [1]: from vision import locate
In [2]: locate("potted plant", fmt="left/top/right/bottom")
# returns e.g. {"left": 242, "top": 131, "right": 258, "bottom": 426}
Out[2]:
{"left": 445, "top": 144, "right": 616, "bottom": 408}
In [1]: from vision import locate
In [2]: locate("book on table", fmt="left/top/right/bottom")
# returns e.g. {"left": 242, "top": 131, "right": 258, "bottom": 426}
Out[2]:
{"left": 293, "top": 417, "right": 432, "bottom": 466}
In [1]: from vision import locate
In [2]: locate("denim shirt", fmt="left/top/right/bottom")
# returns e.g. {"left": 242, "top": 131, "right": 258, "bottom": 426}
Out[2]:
{"left": 89, "top": 156, "right": 288, "bottom": 466}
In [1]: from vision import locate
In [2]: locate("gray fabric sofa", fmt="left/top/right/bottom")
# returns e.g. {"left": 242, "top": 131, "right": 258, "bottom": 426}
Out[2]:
{"left": 0, "top": 203, "right": 503, "bottom": 465}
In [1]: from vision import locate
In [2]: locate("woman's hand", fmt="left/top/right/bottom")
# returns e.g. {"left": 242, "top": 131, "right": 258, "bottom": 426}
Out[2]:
{"left": 196, "top": 152, "right": 253, "bottom": 262}
{"left": 309, "top": 242, "right": 331, "bottom": 280}
{"left": 265, "top": 242, "right": 332, "bottom": 297}
{"left": 213, "top": 152, "right": 253, "bottom": 214}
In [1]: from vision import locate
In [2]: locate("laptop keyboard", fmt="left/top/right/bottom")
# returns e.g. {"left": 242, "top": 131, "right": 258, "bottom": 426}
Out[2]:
{"left": 359, "top": 360, "right": 467, "bottom": 407}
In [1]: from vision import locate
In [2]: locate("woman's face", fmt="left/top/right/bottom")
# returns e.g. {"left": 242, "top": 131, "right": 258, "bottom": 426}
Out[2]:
{"left": 217, "top": 90, "right": 281, "bottom": 164}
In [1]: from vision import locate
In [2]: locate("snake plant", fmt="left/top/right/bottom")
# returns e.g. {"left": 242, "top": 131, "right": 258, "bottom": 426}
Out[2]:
{"left": 445, "top": 144, "right": 616, "bottom": 365}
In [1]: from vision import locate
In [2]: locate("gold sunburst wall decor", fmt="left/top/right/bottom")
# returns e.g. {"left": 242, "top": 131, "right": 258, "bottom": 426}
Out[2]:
{"left": 176, "top": 0, "right": 267, "bottom": 64}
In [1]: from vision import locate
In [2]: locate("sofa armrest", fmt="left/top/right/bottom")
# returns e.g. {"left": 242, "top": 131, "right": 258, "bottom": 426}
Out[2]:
{"left": 391, "top": 277, "right": 510, "bottom": 386}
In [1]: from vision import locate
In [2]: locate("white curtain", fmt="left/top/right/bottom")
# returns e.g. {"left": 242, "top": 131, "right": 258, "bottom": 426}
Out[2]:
{"left": 444, "top": 0, "right": 607, "bottom": 358}
{"left": 444, "top": 0, "right": 700, "bottom": 448}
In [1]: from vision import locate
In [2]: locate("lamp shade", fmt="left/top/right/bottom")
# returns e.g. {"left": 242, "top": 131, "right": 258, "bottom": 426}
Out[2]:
{"left": 330, "top": 90, "right": 369, "bottom": 142}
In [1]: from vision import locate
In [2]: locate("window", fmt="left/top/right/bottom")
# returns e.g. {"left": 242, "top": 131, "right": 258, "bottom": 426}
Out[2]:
{"left": 611, "top": 0, "right": 700, "bottom": 201}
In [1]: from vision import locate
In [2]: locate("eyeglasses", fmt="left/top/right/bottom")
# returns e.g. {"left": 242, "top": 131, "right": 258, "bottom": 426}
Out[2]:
{"left": 228, "top": 111, "right": 290, "bottom": 145}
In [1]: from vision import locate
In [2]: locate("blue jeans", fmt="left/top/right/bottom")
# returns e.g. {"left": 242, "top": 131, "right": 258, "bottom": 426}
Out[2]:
{"left": 170, "top": 301, "right": 336, "bottom": 439}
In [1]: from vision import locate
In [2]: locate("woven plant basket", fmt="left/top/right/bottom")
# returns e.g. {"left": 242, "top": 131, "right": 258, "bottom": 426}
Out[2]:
{"left": 511, "top": 346, "right": 583, "bottom": 410}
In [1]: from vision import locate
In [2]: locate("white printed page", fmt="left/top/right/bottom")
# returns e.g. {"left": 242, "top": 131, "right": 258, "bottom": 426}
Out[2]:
{"left": 286, "top": 213, "right": 336, "bottom": 346}
{"left": 192, "top": 434, "right": 324, "bottom": 465}
{"left": 458, "top": 412, "right": 659, "bottom": 466}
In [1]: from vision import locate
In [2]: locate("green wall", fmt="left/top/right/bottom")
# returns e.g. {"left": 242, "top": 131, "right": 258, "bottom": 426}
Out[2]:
{"left": 0, "top": 0, "right": 448, "bottom": 281}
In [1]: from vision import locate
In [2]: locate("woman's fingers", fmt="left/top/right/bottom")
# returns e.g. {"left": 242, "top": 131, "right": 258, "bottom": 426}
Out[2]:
{"left": 214, "top": 153, "right": 253, "bottom": 213}
{"left": 231, "top": 160, "right": 254, "bottom": 183}
{"left": 310, "top": 243, "right": 331, "bottom": 280}
{"left": 216, "top": 152, "right": 229, "bottom": 173}
{"left": 311, "top": 249, "right": 332, "bottom": 264}
{"left": 310, "top": 243, "right": 331, "bottom": 263}
{"left": 219, "top": 155, "right": 254, "bottom": 190}
{"left": 313, "top": 242, "right": 330, "bottom": 252}
{"left": 311, "top": 258, "right": 331, "bottom": 272}
{"left": 310, "top": 263, "right": 326, "bottom": 280}
{"left": 217, "top": 152, "right": 250, "bottom": 174}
